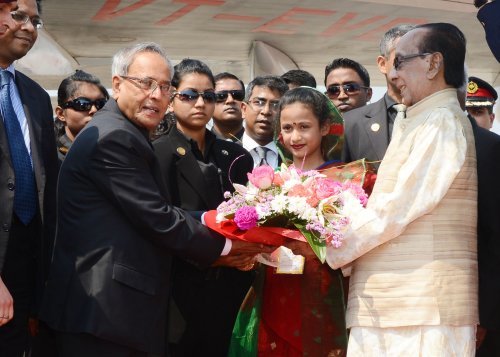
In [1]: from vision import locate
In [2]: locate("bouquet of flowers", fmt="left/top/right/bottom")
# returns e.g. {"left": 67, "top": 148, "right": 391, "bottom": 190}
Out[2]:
{"left": 214, "top": 164, "right": 368, "bottom": 263}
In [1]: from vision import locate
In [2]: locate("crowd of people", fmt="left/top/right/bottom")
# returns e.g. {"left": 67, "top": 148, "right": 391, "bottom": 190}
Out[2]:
{"left": 0, "top": 0, "right": 499, "bottom": 356}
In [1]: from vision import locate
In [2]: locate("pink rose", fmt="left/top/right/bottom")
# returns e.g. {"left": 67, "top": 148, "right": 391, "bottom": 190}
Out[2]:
{"left": 247, "top": 165, "right": 274, "bottom": 189}
{"left": 314, "top": 178, "right": 343, "bottom": 200}
{"left": 234, "top": 206, "right": 259, "bottom": 230}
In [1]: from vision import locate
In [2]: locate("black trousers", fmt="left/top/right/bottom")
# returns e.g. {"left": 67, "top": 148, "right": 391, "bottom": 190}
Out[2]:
{"left": 56, "top": 332, "right": 148, "bottom": 357}
{"left": 0, "top": 214, "right": 39, "bottom": 357}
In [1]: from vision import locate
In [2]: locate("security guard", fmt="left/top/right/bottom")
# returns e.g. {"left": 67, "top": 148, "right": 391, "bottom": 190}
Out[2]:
{"left": 466, "top": 76, "right": 498, "bottom": 130}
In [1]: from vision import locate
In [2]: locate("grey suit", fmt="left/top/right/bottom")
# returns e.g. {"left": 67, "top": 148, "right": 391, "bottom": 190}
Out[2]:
{"left": 341, "top": 94, "right": 395, "bottom": 168}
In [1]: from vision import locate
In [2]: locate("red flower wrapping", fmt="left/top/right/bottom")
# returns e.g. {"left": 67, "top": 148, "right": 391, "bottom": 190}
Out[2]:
{"left": 204, "top": 210, "right": 306, "bottom": 246}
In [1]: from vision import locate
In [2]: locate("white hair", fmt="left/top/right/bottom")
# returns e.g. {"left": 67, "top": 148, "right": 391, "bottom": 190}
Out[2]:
{"left": 111, "top": 42, "right": 173, "bottom": 79}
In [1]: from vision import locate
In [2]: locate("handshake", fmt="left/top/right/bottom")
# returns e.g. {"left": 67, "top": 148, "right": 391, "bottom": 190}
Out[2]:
{"left": 212, "top": 239, "right": 275, "bottom": 271}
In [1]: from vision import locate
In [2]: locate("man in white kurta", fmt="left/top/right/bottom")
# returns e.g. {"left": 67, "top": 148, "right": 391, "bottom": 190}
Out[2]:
{"left": 327, "top": 23, "right": 478, "bottom": 356}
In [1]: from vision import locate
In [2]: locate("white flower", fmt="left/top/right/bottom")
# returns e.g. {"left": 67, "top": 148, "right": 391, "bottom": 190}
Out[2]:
{"left": 298, "top": 205, "right": 317, "bottom": 221}
{"left": 256, "top": 202, "right": 272, "bottom": 219}
{"left": 244, "top": 185, "right": 259, "bottom": 203}
{"left": 337, "top": 190, "right": 364, "bottom": 216}
{"left": 270, "top": 195, "right": 288, "bottom": 214}
{"left": 317, "top": 195, "right": 345, "bottom": 226}
{"left": 287, "top": 196, "right": 309, "bottom": 216}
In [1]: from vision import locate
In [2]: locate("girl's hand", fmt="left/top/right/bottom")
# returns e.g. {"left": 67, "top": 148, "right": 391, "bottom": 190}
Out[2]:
{"left": 284, "top": 240, "right": 317, "bottom": 260}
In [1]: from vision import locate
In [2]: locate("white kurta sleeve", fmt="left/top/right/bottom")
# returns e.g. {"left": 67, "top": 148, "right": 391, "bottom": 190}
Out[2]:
{"left": 327, "top": 108, "right": 467, "bottom": 269}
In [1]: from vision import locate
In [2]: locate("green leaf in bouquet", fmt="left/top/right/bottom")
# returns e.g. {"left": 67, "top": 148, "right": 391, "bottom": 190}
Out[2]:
{"left": 260, "top": 214, "right": 294, "bottom": 229}
{"left": 293, "top": 222, "right": 326, "bottom": 264}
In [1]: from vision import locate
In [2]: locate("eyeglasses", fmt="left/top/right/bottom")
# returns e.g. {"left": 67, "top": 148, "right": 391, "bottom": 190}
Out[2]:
{"left": 247, "top": 98, "right": 280, "bottom": 112}
{"left": 121, "top": 75, "right": 171, "bottom": 96}
{"left": 62, "top": 97, "right": 107, "bottom": 112}
{"left": 10, "top": 11, "right": 43, "bottom": 29}
{"left": 215, "top": 90, "right": 245, "bottom": 103}
{"left": 173, "top": 89, "right": 216, "bottom": 103}
{"left": 325, "top": 83, "right": 369, "bottom": 99}
{"left": 393, "top": 53, "right": 432, "bottom": 71}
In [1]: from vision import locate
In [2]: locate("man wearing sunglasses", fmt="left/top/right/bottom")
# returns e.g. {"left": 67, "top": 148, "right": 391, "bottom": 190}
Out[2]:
{"left": 324, "top": 58, "right": 372, "bottom": 114}
{"left": 342, "top": 25, "right": 415, "bottom": 169}
{"left": 211, "top": 72, "right": 246, "bottom": 143}
{"left": 327, "top": 23, "right": 478, "bottom": 356}
{"left": 0, "top": 0, "right": 59, "bottom": 355}
{"left": 241, "top": 75, "right": 288, "bottom": 168}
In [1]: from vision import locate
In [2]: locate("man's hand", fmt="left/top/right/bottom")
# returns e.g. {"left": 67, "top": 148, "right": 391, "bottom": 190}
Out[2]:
{"left": 212, "top": 240, "right": 274, "bottom": 270}
{"left": 0, "top": 277, "right": 13, "bottom": 326}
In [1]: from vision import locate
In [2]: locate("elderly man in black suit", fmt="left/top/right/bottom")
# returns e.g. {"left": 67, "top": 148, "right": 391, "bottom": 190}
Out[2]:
{"left": 40, "top": 42, "right": 269, "bottom": 357}
{"left": 0, "top": 0, "right": 58, "bottom": 356}
{"left": 341, "top": 25, "right": 414, "bottom": 168}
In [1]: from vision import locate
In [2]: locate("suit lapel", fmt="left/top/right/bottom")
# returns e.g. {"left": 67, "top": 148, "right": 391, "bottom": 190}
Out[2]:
{"left": 362, "top": 98, "right": 389, "bottom": 161}
{"left": 169, "top": 131, "right": 216, "bottom": 209}
{"left": 16, "top": 72, "right": 46, "bottom": 218}
{"left": 0, "top": 114, "right": 12, "bottom": 167}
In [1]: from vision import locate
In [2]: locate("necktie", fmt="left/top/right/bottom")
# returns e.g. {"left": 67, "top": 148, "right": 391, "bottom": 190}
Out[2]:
{"left": 393, "top": 103, "right": 407, "bottom": 120}
{"left": 0, "top": 70, "right": 37, "bottom": 225}
{"left": 254, "top": 146, "right": 269, "bottom": 166}
{"left": 390, "top": 103, "right": 407, "bottom": 143}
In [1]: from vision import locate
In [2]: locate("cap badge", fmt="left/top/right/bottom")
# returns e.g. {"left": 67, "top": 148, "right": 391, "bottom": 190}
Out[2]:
{"left": 467, "top": 81, "right": 478, "bottom": 94}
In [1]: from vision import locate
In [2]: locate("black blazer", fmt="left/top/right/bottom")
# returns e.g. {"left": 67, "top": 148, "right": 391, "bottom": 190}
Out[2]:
{"left": 40, "top": 99, "right": 225, "bottom": 355}
{"left": 0, "top": 70, "right": 58, "bottom": 293}
{"left": 471, "top": 118, "right": 500, "bottom": 331}
{"left": 153, "top": 126, "right": 254, "bottom": 355}
{"left": 153, "top": 126, "right": 253, "bottom": 212}
{"left": 342, "top": 96, "right": 390, "bottom": 168}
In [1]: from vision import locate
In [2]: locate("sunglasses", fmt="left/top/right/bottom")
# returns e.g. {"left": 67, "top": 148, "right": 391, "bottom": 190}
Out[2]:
{"left": 215, "top": 90, "right": 245, "bottom": 102}
{"left": 62, "top": 97, "right": 107, "bottom": 112}
{"left": 393, "top": 53, "right": 432, "bottom": 71}
{"left": 325, "top": 83, "right": 369, "bottom": 99}
{"left": 173, "top": 89, "right": 216, "bottom": 103}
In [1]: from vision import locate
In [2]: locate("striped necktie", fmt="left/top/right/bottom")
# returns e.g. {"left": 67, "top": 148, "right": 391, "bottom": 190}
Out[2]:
{"left": 254, "top": 146, "right": 269, "bottom": 166}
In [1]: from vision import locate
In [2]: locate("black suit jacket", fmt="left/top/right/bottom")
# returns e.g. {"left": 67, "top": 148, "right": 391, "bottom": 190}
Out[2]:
{"left": 154, "top": 126, "right": 253, "bottom": 211}
{"left": 40, "top": 98, "right": 225, "bottom": 355}
{"left": 471, "top": 118, "right": 500, "bottom": 331}
{"left": 153, "top": 126, "right": 254, "bottom": 355}
{"left": 342, "top": 95, "right": 392, "bottom": 168}
{"left": 0, "top": 70, "right": 58, "bottom": 302}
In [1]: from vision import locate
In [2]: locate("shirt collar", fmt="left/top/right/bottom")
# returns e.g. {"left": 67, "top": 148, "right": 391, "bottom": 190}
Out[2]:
{"left": 384, "top": 93, "right": 398, "bottom": 110}
{"left": 241, "top": 132, "right": 278, "bottom": 154}
{"left": 1, "top": 63, "right": 16, "bottom": 78}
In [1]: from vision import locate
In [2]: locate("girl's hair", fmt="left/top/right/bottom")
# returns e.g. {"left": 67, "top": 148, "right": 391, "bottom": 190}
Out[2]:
{"left": 277, "top": 87, "right": 333, "bottom": 131}
{"left": 55, "top": 70, "right": 109, "bottom": 137}
{"left": 171, "top": 58, "right": 215, "bottom": 89}
{"left": 276, "top": 87, "right": 343, "bottom": 162}
{"left": 57, "top": 69, "right": 109, "bottom": 106}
